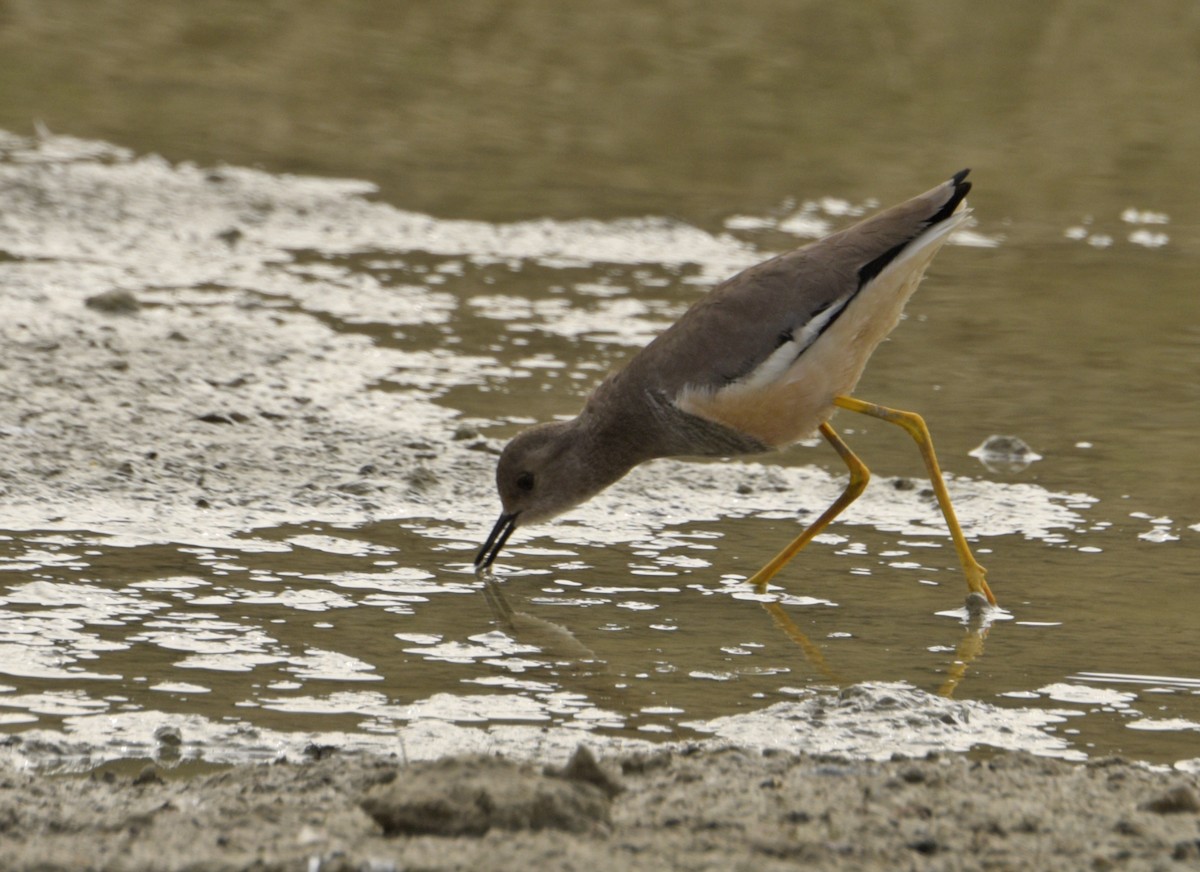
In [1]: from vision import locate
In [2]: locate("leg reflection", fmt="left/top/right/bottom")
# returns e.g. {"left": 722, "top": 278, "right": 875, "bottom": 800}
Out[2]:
{"left": 757, "top": 592, "right": 996, "bottom": 698}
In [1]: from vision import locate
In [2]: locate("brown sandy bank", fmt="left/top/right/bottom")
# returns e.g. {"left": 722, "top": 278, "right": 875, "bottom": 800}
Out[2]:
{"left": 2, "top": 746, "right": 1198, "bottom": 871}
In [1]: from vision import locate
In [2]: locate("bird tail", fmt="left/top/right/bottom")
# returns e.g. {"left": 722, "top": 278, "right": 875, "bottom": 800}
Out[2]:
{"left": 855, "top": 169, "right": 971, "bottom": 290}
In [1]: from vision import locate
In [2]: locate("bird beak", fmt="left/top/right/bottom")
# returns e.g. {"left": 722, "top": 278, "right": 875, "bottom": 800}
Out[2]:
{"left": 475, "top": 512, "right": 519, "bottom": 574}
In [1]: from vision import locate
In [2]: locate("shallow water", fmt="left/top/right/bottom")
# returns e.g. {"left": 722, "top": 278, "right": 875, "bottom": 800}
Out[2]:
{"left": 0, "top": 3, "right": 1198, "bottom": 771}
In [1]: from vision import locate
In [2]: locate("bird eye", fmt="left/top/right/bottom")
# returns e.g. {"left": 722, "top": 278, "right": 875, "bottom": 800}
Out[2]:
{"left": 516, "top": 471, "right": 535, "bottom": 492}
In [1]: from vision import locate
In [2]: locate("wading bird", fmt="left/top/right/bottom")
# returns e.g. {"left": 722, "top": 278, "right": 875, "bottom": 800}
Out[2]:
{"left": 476, "top": 171, "right": 995, "bottom": 607}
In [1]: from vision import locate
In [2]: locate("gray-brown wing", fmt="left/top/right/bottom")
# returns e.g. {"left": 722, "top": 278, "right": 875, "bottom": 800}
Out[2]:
{"left": 622, "top": 171, "right": 969, "bottom": 400}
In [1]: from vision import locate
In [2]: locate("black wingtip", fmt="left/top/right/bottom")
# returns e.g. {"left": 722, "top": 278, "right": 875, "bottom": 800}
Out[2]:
{"left": 949, "top": 168, "right": 972, "bottom": 204}
{"left": 927, "top": 169, "right": 972, "bottom": 227}
{"left": 855, "top": 170, "right": 974, "bottom": 290}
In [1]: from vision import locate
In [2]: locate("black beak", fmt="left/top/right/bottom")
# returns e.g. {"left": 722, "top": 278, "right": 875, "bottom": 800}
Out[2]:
{"left": 475, "top": 512, "right": 518, "bottom": 573}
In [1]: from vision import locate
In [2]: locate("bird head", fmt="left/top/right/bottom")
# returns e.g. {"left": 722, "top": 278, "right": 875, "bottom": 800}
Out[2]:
{"left": 475, "top": 419, "right": 609, "bottom": 572}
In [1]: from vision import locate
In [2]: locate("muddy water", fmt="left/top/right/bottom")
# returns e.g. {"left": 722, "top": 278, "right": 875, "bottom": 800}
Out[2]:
{"left": 0, "top": 3, "right": 1198, "bottom": 770}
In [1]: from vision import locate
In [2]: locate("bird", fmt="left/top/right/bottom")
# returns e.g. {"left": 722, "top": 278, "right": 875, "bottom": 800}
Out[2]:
{"left": 475, "top": 170, "right": 996, "bottom": 607}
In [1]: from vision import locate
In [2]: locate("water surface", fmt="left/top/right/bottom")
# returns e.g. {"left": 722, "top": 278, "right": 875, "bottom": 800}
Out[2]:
{"left": 0, "top": 3, "right": 1197, "bottom": 770}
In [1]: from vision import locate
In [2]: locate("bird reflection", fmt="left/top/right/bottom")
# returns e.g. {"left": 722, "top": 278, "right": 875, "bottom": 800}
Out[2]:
{"left": 480, "top": 573, "right": 600, "bottom": 666}
{"left": 760, "top": 590, "right": 997, "bottom": 698}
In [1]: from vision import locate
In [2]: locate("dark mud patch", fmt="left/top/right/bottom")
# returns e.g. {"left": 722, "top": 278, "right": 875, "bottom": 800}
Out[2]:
{"left": 360, "top": 748, "right": 616, "bottom": 837}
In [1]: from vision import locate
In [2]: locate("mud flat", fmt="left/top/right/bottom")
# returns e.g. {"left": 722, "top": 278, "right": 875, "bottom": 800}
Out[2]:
{"left": 0, "top": 745, "right": 1198, "bottom": 871}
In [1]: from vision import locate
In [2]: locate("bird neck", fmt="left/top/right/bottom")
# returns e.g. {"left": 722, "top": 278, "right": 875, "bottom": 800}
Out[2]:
{"left": 564, "top": 400, "right": 648, "bottom": 493}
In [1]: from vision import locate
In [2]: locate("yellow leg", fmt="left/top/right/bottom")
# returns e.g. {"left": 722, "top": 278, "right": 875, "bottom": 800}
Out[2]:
{"left": 834, "top": 396, "right": 996, "bottom": 606}
{"left": 747, "top": 422, "right": 870, "bottom": 593}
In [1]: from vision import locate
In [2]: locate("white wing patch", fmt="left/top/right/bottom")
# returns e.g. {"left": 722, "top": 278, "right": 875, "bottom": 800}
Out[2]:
{"left": 734, "top": 296, "right": 852, "bottom": 392}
